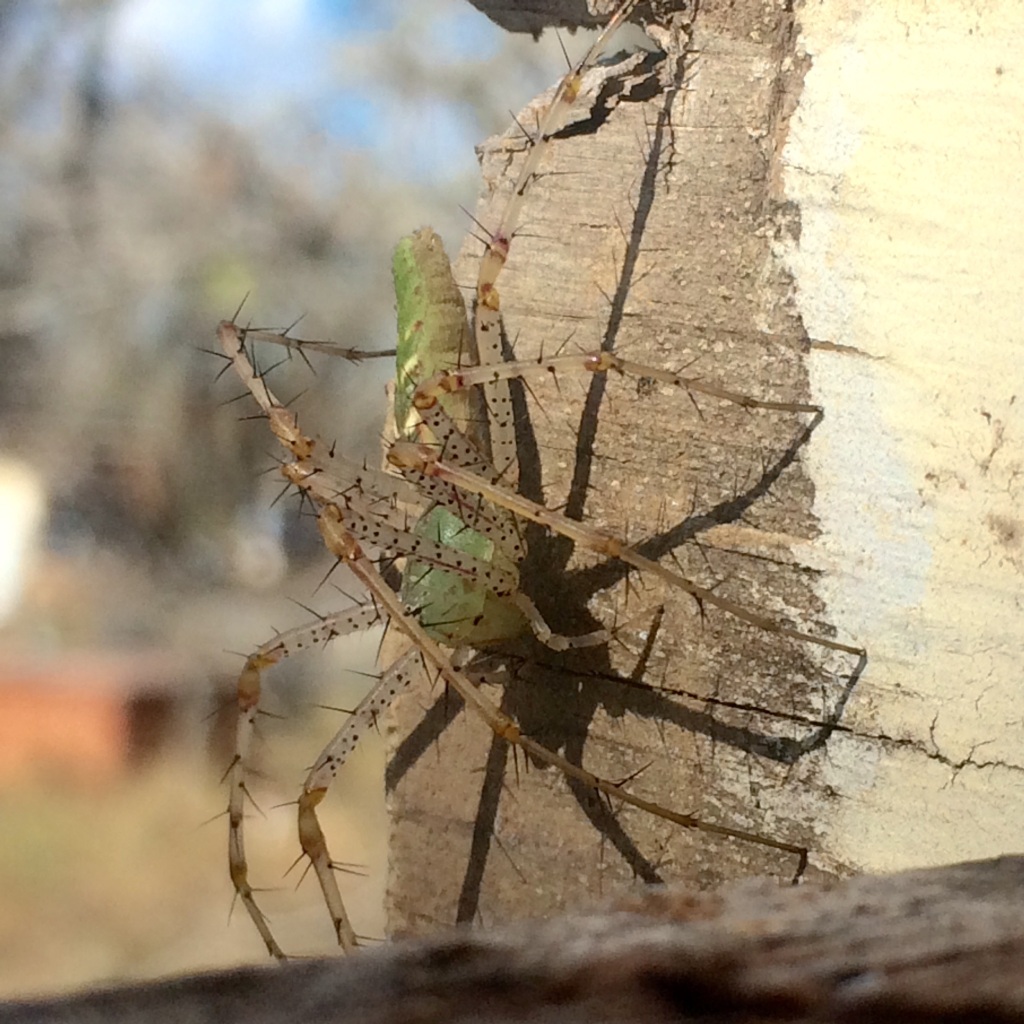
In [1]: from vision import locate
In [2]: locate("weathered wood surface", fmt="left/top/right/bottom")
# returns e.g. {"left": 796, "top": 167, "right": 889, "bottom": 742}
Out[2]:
{"left": 8, "top": 857, "right": 1024, "bottom": 1023}
{"left": 384, "top": 0, "right": 1024, "bottom": 941}
{"left": 388, "top": 0, "right": 858, "bottom": 935}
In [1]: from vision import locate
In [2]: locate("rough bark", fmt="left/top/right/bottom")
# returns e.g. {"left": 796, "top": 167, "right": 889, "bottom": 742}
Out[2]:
{"left": 8, "top": 857, "right": 1024, "bottom": 1023}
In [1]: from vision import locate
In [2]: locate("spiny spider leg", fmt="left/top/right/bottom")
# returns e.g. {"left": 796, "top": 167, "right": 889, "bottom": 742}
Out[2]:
{"left": 237, "top": 326, "right": 397, "bottom": 363}
{"left": 416, "top": 350, "right": 825, "bottom": 417}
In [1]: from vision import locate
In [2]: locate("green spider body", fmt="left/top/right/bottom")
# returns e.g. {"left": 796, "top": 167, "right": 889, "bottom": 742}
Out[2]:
{"left": 391, "top": 228, "right": 526, "bottom": 647}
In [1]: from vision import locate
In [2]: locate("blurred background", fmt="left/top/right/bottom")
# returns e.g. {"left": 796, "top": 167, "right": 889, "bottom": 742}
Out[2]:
{"left": 0, "top": 0, "right": 595, "bottom": 998}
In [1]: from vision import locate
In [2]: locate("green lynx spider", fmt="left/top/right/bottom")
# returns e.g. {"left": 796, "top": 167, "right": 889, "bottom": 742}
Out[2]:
{"left": 218, "top": 0, "right": 865, "bottom": 960}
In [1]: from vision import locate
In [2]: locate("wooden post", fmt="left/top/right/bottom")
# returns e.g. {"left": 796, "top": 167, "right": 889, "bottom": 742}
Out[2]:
{"left": 8, "top": 857, "right": 1024, "bottom": 1022}
{"left": 386, "top": 0, "right": 1024, "bottom": 937}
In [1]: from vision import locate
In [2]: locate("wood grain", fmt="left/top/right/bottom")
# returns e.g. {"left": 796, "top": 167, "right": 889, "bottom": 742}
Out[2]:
{"left": 9, "top": 857, "right": 1024, "bottom": 1023}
